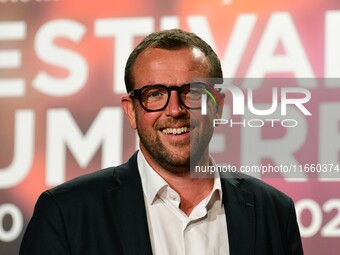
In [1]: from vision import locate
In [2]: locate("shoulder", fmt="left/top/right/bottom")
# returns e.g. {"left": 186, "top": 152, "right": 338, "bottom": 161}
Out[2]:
{"left": 46, "top": 152, "right": 139, "bottom": 200}
{"left": 33, "top": 167, "right": 119, "bottom": 214}
{"left": 47, "top": 167, "right": 116, "bottom": 199}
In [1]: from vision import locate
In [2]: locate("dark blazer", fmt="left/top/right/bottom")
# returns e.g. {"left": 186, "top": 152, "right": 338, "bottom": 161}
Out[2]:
{"left": 20, "top": 152, "right": 303, "bottom": 255}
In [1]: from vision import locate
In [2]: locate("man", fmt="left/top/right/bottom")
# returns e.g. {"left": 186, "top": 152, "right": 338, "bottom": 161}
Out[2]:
{"left": 20, "top": 29, "right": 303, "bottom": 255}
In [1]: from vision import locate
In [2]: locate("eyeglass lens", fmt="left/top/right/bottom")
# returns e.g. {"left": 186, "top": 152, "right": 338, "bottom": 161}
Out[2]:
{"left": 140, "top": 83, "right": 206, "bottom": 111}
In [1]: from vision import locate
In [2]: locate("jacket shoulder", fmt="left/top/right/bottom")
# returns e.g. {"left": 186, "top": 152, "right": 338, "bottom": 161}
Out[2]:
{"left": 47, "top": 167, "right": 116, "bottom": 199}
{"left": 46, "top": 152, "right": 139, "bottom": 200}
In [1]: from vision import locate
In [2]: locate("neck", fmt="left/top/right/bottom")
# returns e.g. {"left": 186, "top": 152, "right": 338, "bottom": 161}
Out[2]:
{"left": 141, "top": 148, "right": 214, "bottom": 216}
{"left": 161, "top": 172, "right": 214, "bottom": 216}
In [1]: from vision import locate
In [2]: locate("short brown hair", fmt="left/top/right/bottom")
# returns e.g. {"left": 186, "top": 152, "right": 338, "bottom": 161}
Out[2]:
{"left": 124, "top": 29, "right": 223, "bottom": 92}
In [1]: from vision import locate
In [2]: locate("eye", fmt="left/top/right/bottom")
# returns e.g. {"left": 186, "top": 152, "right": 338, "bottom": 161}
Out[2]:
{"left": 149, "top": 91, "right": 163, "bottom": 98}
{"left": 188, "top": 89, "right": 202, "bottom": 98}
{"left": 141, "top": 87, "right": 167, "bottom": 101}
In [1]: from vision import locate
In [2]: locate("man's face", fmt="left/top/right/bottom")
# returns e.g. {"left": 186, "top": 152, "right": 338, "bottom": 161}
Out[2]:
{"left": 122, "top": 47, "right": 220, "bottom": 175}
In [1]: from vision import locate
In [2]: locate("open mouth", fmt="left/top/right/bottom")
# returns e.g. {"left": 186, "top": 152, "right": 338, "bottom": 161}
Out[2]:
{"left": 161, "top": 126, "right": 190, "bottom": 135}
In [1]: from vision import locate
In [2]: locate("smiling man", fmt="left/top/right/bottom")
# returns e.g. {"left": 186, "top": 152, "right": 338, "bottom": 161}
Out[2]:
{"left": 20, "top": 29, "right": 304, "bottom": 255}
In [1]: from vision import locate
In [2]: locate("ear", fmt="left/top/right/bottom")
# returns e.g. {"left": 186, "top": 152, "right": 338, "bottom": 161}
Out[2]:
{"left": 121, "top": 95, "right": 137, "bottom": 129}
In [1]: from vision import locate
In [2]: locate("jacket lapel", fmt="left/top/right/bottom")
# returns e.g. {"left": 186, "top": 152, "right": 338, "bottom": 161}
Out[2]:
{"left": 108, "top": 152, "right": 153, "bottom": 255}
{"left": 221, "top": 175, "right": 256, "bottom": 255}
{"left": 107, "top": 153, "right": 256, "bottom": 255}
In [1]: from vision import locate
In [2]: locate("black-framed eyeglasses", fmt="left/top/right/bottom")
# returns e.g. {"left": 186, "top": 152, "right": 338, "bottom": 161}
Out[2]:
{"left": 128, "top": 82, "right": 217, "bottom": 112}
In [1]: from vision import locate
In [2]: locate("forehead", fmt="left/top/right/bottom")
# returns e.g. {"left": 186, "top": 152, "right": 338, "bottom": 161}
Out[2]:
{"left": 132, "top": 47, "right": 210, "bottom": 88}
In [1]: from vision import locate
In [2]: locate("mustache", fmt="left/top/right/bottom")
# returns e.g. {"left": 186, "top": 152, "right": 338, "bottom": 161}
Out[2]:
{"left": 155, "top": 118, "right": 199, "bottom": 129}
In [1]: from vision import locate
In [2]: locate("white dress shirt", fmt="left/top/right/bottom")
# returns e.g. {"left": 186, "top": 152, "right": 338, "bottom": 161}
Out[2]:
{"left": 137, "top": 151, "right": 229, "bottom": 255}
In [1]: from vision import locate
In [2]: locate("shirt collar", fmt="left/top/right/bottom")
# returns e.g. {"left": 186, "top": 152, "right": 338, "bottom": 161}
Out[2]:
{"left": 137, "top": 150, "right": 223, "bottom": 207}
{"left": 137, "top": 151, "right": 169, "bottom": 205}
{"left": 208, "top": 156, "right": 223, "bottom": 205}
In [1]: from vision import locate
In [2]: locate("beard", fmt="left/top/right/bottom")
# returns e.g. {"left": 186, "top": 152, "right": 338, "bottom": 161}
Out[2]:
{"left": 136, "top": 116, "right": 213, "bottom": 176}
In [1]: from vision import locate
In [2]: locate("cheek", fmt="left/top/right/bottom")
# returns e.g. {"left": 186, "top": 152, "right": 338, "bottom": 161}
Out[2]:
{"left": 196, "top": 103, "right": 218, "bottom": 120}
{"left": 191, "top": 111, "right": 212, "bottom": 128}
{"left": 192, "top": 107, "right": 218, "bottom": 134}
{"left": 135, "top": 110, "right": 159, "bottom": 131}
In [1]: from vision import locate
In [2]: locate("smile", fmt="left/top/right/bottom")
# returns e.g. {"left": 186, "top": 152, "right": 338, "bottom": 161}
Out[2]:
{"left": 161, "top": 127, "right": 190, "bottom": 135}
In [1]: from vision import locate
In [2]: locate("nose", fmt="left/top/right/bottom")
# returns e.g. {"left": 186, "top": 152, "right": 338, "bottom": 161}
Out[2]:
{"left": 165, "top": 90, "right": 185, "bottom": 117}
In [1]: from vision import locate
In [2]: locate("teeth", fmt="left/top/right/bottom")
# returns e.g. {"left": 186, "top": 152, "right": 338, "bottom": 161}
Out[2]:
{"left": 162, "top": 127, "right": 190, "bottom": 135}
